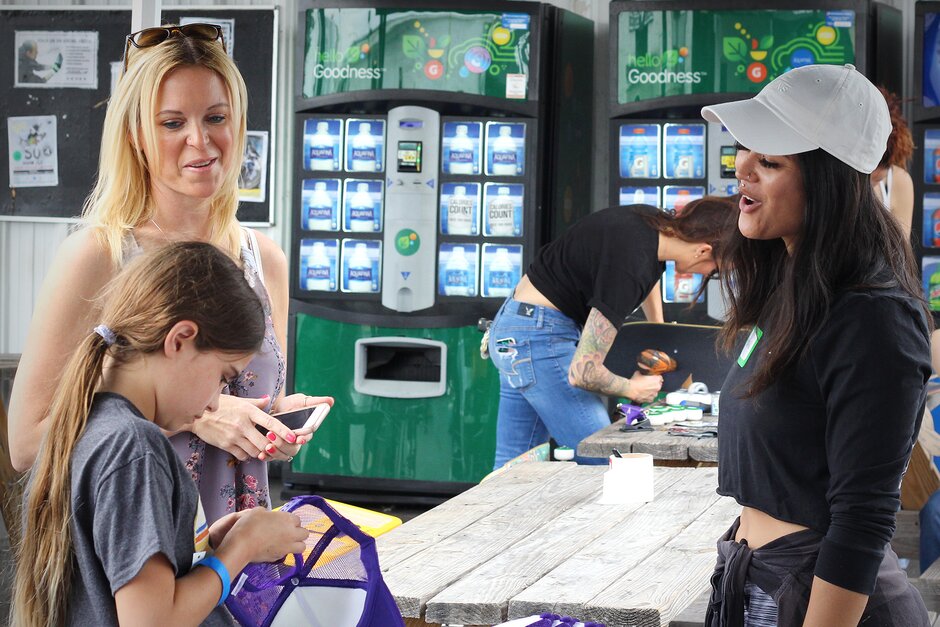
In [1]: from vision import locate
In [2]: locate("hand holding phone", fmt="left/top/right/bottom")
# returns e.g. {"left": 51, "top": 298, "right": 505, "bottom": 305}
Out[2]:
{"left": 255, "top": 403, "right": 330, "bottom": 436}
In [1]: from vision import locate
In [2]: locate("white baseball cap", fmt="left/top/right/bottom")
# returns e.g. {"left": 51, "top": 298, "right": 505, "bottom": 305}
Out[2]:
{"left": 701, "top": 64, "right": 890, "bottom": 174}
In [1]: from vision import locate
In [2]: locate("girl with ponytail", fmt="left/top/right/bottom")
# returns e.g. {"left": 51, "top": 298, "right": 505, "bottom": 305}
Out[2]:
{"left": 12, "top": 242, "right": 308, "bottom": 626}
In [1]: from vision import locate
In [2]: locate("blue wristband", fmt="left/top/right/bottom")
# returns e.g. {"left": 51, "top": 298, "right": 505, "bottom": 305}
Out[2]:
{"left": 197, "top": 556, "right": 231, "bottom": 607}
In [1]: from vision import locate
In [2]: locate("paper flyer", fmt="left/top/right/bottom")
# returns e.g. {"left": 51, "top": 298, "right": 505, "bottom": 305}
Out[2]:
{"left": 238, "top": 131, "right": 268, "bottom": 203}
{"left": 7, "top": 115, "right": 59, "bottom": 188}
{"left": 15, "top": 31, "right": 98, "bottom": 89}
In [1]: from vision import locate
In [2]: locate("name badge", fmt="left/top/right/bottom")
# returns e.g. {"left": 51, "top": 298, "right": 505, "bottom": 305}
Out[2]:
{"left": 737, "top": 326, "right": 762, "bottom": 367}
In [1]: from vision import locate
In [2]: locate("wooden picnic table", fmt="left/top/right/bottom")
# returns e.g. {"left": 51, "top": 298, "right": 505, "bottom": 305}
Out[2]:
{"left": 577, "top": 419, "right": 718, "bottom": 465}
{"left": 377, "top": 462, "right": 738, "bottom": 627}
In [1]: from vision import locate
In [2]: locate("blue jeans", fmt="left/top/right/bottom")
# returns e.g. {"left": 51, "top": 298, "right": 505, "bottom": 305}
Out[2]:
{"left": 921, "top": 489, "right": 940, "bottom": 573}
{"left": 488, "top": 295, "right": 609, "bottom": 469}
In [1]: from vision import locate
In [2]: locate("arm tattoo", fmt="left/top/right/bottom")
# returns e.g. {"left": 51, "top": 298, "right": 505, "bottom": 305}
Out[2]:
{"left": 568, "top": 308, "right": 632, "bottom": 397}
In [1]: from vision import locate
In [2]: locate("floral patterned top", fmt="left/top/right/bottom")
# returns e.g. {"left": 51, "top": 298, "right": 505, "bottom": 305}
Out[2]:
{"left": 123, "top": 229, "right": 285, "bottom": 524}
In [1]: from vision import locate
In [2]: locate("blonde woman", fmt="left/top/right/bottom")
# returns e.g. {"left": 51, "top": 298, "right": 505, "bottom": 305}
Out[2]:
{"left": 8, "top": 25, "right": 332, "bottom": 523}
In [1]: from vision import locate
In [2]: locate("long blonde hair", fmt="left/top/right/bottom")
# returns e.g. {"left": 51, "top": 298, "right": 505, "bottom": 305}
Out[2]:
{"left": 11, "top": 242, "right": 265, "bottom": 626}
{"left": 82, "top": 32, "right": 248, "bottom": 266}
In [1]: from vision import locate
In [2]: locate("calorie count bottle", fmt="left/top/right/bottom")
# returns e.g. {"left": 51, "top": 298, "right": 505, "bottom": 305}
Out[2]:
{"left": 487, "top": 187, "right": 516, "bottom": 236}
{"left": 447, "top": 125, "right": 476, "bottom": 175}
{"left": 305, "top": 181, "right": 334, "bottom": 231}
{"left": 446, "top": 185, "right": 474, "bottom": 235}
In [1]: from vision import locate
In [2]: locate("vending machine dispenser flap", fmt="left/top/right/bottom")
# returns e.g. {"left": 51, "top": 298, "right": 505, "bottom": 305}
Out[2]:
{"left": 353, "top": 337, "right": 447, "bottom": 399}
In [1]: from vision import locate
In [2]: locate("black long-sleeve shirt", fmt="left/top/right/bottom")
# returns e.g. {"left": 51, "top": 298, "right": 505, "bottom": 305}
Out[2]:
{"left": 718, "top": 284, "right": 931, "bottom": 594}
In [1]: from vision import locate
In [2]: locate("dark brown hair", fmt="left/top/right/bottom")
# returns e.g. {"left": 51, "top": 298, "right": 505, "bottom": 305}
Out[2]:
{"left": 635, "top": 195, "right": 738, "bottom": 268}
{"left": 718, "top": 148, "right": 929, "bottom": 396}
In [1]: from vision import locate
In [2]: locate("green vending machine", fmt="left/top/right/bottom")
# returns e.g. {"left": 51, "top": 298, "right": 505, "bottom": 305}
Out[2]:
{"left": 285, "top": 1, "right": 594, "bottom": 503}
{"left": 609, "top": 0, "right": 893, "bottom": 323}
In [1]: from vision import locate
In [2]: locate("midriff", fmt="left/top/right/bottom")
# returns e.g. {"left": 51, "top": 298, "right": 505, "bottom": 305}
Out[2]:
{"left": 512, "top": 274, "right": 559, "bottom": 310}
{"left": 736, "top": 506, "right": 810, "bottom": 549}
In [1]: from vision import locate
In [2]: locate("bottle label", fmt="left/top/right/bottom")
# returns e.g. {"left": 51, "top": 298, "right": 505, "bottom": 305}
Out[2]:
{"left": 307, "top": 266, "right": 330, "bottom": 280}
{"left": 449, "top": 149, "right": 474, "bottom": 164}
{"left": 349, "top": 267, "right": 373, "bottom": 281}
{"left": 493, "top": 150, "right": 517, "bottom": 164}
{"left": 352, "top": 147, "right": 376, "bottom": 162}
{"left": 448, "top": 197, "right": 474, "bottom": 218}
{"left": 308, "top": 206, "right": 332, "bottom": 220}
{"left": 310, "top": 146, "right": 334, "bottom": 160}
{"left": 488, "top": 199, "right": 515, "bottom": 234}
{"left": 350, "top": 207, "right": 374, "bottom": 221}
{"left": 445, "top": 269, "right": 470, "bottom": 287}
{"left": 930, "top": 283, "right": 940, "bottom": 303}
{"left": 490, "top": 270, "right": 513, "bottom": 288}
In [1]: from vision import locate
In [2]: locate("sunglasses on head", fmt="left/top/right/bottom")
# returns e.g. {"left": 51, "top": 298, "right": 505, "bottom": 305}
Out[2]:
{"left": 122, "top": 23, "right": 225, "bottom": 73}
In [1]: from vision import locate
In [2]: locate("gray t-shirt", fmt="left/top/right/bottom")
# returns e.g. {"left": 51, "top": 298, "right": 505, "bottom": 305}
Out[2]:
{"left": 66, "top": 393, "right": 234, "bottom": 625}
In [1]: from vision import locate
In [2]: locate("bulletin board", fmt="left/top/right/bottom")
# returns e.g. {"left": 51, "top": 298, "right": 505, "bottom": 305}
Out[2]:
{"left": 0, "top": 7, "right": 278, "bottom": 225}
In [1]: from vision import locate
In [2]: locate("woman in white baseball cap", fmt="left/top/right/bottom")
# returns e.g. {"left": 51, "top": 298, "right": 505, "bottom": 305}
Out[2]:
{"left": 700, "top": 64, "right": 932, "bottom": 626}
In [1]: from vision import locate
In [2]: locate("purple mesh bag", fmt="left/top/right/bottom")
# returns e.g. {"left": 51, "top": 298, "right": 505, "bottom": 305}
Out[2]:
{"left": 225, "top": 495, "right": 404, "bottom": 627}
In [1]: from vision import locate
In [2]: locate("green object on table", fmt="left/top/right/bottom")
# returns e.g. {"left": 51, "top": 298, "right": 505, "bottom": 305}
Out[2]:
{"left": 290, "top": 313, "right": 500, "bottom": 485}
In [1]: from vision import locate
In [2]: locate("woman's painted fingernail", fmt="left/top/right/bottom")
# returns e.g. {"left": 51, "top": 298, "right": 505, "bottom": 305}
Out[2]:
{"left": 285, "top": 432, "right": 297, "bottom": 444}
{"left": 267, "top": 431, "right": 277, "bottom": 442}
{"left": 266, "top": 443, "right": 276, "bottom": 454}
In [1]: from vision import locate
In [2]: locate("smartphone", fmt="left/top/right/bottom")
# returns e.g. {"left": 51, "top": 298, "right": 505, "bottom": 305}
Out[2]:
{"left": 255, "top": 403, "right": 330, "bottom": 436}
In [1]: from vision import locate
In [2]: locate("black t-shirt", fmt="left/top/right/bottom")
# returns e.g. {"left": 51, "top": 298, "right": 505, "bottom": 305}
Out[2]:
{"left": 718, "top": 285, "right": 931, "bottom": 595}
{"left": 526, "top": 205, "right": 664, "bottom": 327}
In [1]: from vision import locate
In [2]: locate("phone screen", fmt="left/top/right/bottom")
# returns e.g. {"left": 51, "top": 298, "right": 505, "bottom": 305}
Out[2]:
{"left": 254, "top": 406, "right": 315, "bottom": 435}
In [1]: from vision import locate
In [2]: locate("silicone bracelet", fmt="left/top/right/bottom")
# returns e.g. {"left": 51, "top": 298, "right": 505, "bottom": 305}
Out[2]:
{"left": 197, "top": 556, "right": 231, "bottom": 606}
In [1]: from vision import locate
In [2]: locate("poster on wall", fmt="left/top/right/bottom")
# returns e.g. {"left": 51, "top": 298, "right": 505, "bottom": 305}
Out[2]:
{"left": 238, "top": 130, "right": 268, "bottom": 203}
{"left": 7, "top": 115, "right": 59, "bottom": 188}
{"left": 14, "top": 30, "right": 98, "bottom": 89}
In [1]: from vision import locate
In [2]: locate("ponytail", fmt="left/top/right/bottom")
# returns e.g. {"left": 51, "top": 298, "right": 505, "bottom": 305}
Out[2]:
{"left": 11, "top": 332, "right": 110, "bottom": 627}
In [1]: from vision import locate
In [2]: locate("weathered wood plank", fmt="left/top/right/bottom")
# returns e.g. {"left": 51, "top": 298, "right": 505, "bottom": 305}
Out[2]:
{"left": 581, "top": 496, "right": 739, "bottom": 627}
{"left": 578, "top": 419, "right": 718, "bottom": 463}
{"left": 384, "top": 464, "right": 603, "bottom": 618}
{"left": 377, "top": 461, "right": 570, "bottom": 571}
{"left": 668, "top": 588, "right": 709, "bottom": 627}
{"left": 630, "top": 430, "right": 696, "bottom": 460}
{"left": 508, "top": 469, "right": 723, "bottom": 622}
{"left": 424, "top": 469, "right": 687, "bottom": 626}
{"left": 687, "top": 437, "right": 718, "bottom": 463}
{"left": 893, "top": 509, "right": 921, "bottom": 560}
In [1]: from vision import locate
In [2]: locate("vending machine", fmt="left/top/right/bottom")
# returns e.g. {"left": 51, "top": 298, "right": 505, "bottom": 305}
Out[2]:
{"left": 610, "top": 0, "right": 892, "bottom": 323}
{"left": 914, "top": 3, "right": 940, "bottom": 326}
{"left": 286, "top": 1, "right": 593, "bottom": 501}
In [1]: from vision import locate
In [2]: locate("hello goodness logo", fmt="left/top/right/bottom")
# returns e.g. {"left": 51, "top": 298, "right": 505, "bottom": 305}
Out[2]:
{"left": 312, "top": 45, "right": 385, "bottom": 80}
{"left": 623, "top": 46, "right": 706, "bottom": 85}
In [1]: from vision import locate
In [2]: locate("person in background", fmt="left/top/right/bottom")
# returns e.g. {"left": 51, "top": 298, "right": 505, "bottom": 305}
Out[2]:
{"left": 488, "top": 196, "right": 736, "bottom": 468}
{"left": 871, "top": 87, "right": 915, "bottom": 237}
{"left": 702, "top": 64, "right": 931, "bottom": 625}
{"left": 17, "top": 40, "right": 61, "bottom": 84}
{"left": 7, "top": 24, "right": 332, "bottom": 523}
{"left": 11, "top": 243, "right": 309, "bottom": 627}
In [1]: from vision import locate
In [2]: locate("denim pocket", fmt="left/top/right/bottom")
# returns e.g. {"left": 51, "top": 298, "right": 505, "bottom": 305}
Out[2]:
{"left": 491, "top": 339, "right": 536, "bottom": 391}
